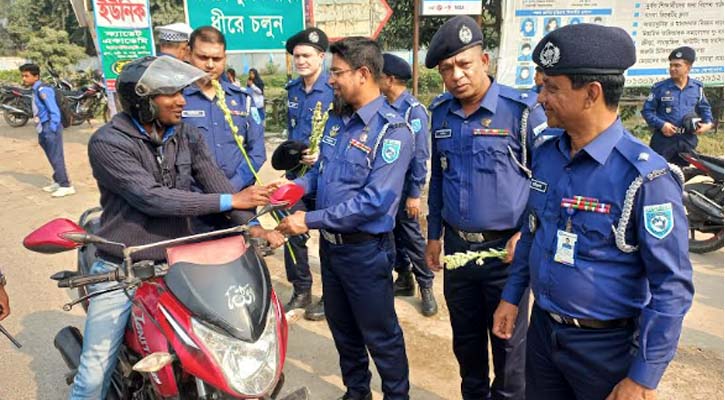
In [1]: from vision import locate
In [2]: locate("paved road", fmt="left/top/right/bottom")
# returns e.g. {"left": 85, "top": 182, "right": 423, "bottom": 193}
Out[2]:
{"left": 0, "top": 120, "right": 721, "bottom": 399}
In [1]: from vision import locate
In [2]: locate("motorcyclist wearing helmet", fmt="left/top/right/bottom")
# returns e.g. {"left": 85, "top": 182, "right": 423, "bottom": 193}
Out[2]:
{"left": 70, "top": 56, "right": 284, "bottom": 399}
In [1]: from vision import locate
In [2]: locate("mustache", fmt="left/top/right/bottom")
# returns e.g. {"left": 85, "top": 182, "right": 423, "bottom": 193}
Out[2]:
{"left": 332, "top": 96, "right": 353, "bottom": 116}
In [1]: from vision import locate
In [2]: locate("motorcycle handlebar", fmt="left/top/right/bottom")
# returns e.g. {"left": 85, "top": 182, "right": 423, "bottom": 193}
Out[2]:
{"left": 58, "top": 269, "right": 122, "bottom": 289}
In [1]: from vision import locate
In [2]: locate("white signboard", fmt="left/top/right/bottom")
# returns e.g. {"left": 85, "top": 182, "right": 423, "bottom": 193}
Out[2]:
{"left": 421, "top": 0, "right": 482, "bottom": 16}
{"left": 498, "top": 0, "right": 724, "bottom": 88}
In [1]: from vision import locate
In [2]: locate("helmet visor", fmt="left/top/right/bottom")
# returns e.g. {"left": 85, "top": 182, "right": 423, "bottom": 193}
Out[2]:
{"left": 135, "top": 57, "right": 207, "bottom": 97}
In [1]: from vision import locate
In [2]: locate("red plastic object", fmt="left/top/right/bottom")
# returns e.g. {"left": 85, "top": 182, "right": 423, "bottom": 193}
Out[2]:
{"left": 269, "top": 183, "right": 304, "bottom": 209}
{"left": 23, "top": 218, "right": 86, "bottom": 254}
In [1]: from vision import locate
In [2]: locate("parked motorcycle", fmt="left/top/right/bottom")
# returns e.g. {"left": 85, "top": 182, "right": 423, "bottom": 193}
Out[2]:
{"left": 680, "top": 150, "right": 724, "bottom": 254}
{"left": 62, "top": 79, "right": 110, "bottom": 126}
{"left": 47, "top": 61, "right": 74, "bottom": 92}
{"left": 0, "top": 84, "right": 33, "bottom": 127}
{"left": 23, "top": 184, "right": 310, "bottom": 400}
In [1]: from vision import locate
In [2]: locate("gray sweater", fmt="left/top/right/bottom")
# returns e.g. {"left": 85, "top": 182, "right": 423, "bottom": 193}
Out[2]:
{"left": 88, "top": 113, "right": 253, "bottom": 262}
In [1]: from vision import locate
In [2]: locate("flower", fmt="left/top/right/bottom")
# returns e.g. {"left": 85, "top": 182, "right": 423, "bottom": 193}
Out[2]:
{"left": 299, "top": 101, "right": 332, "bottom": 176}
{"left": 444, "top": 249, "right": 508, "bottom": 270}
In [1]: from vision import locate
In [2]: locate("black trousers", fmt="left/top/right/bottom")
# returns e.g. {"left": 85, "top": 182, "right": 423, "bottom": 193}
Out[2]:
{"left": 393, "top": 205, "right": 434, "bottom": 288}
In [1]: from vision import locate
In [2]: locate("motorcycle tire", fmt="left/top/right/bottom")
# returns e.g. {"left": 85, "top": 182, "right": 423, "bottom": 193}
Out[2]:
{"left": 3, "top": 98, "right": 29, "bottom": 127}
{"left": 686, "top": 183, "right": 724, "bottom": 254}
{"left": 689, "top": 229, "right": 724, "bottom": 254}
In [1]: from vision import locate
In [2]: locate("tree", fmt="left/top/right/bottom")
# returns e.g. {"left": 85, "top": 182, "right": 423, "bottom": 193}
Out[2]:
{"left": 149, "top": 0, "right": 184, "bottom": 27}
{"left": 22, "top": 27, "right": 86, "bottom": 70}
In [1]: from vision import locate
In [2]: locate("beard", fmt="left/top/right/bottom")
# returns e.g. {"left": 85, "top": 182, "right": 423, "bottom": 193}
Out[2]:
{"left": 332, "top": 95, "right": 353, "bottom": 117}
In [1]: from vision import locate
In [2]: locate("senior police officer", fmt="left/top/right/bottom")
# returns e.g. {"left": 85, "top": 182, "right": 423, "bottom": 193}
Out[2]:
{"left": 280, "top": 27, "right": 334, "bottom": 319}
{"left": 277, "top": 37, "right": 413, "bottom": 400}
{"left": 155, "top": 22, "right": 193, "bottom": 60}
{"left": 424, "top": 16, "right": 549, "bottom": 400}
{"left": 642, "top": 46, "right": 714, "bottom": 166}
{"left": 379, "top": 53, "right": 437, "bottom": 316}
{"left": 493, "top": 24, "right": 694, "bottom": 400}
{"left": 182, "top": 26, "right": 266, "bottom": 195}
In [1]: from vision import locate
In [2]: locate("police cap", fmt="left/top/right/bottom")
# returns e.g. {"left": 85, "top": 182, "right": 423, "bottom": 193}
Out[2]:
{"left": 533, "top": 23, "right": 636, "bottom": 75}
{"left": 286, "top": 28, "right": 329, "bottom": 54}
{"left": 669, "top": 46, "right": 696, "bottom": 64}
{"left": 382, "top": 54, "right": 412, "bottom": 80}
{"left": 271, "top": 140, "right": 308, "bottom": 171}
{"left": 155, "top": 23, "right": 193, "bottom": 43}
{"left": 425, "top": 16, "right": 483, "bottom": 68}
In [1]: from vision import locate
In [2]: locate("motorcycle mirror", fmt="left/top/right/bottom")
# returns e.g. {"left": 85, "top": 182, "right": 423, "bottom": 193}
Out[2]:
{"left": 270, "top": 183, "right": 304, "bottom": 210}
{"left": 23, "top": 218, "right": 87, "bottom": 253}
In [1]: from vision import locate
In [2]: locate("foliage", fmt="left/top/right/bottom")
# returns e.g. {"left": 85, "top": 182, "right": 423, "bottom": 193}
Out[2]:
{"left": 21, "top": 27, "right": 86, "bottom": 71}
{"left": 149, "top": 0, "right": 184, "bottom": 27}
{"left": 4, "top": 0, "right": 92, "bottom": 55}
{"left": 263, "top": 60, "right": 280, "bottom": 75}
{"left": 0, "top": 70, "right": 21, "bottom": 85}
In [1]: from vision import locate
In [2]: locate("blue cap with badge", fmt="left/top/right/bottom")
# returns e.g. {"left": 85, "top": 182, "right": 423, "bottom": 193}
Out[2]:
{"left": 425, "top": 15, "right": 483, "bottom": 69}
{"left": 669, "top": 46, "right": 696, "bottom": 63}
{"left": 382, "top": 54, "right": 412, "bottom": 81}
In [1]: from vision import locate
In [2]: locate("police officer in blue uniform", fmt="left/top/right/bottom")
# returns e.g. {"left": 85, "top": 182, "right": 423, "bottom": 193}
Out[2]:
{"left": 642, "top": 46, "right": 713, "bottom": 166}
{"left": 424, "top": 16, "right": 549, "bottom": 400}
{"left": 277, "top": 37, "right": 413, "bottom": 400}
{"left": 20, "top": 63, "right": 75, "bottom": 197}
{"left": 182, "top": 26, "right": 265, "bottom": 193}
{"left": 281, "top": 27, "right": 334, "bottom": 319}
{"left": 155, "top": 22, "right": 192, "bottom": 60}
{"left": 493, "top": 24, "right": 694, "bottom": 400}
{"left": 379, "top": 53, "right": 437, "bottom": 316}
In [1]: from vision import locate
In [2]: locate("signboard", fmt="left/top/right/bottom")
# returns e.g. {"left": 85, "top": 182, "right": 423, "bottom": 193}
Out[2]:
{"left": 184, "top": 0, "right": 305, "bottom": 52}
{"left": 309, "top": 0, "right": 392, "bottom": 40}
{"left": 421, "top": 0, "right": 482, "bottom": 16}
{"left": 498, "top": 0, "right": 724, "bottom": 89}
{"left": 92, "top": 0, "right": 155, "bottom": 91}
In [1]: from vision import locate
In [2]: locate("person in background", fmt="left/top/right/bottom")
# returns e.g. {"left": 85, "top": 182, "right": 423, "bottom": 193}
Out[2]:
{"left": 247, "top": 68, "right": 266, "bottom": 123}
{"left": 226, "top": 68, "right": 240, "bottom": 86}
{"left": 155, "top": 22, "right": 193, "bottom": 60}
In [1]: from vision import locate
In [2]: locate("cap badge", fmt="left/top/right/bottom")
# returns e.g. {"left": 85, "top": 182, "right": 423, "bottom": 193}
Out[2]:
{"left": 309, "top": 31, "right": 320, "bottom": 44}
{"left": 539, "top": 42, "right": 561, "bottom": 68}
{"left": 459, "top": 25, "right": 473, "bottom": 44}
{"left": 675, "top": 51, "right": 682, "bottom": 58}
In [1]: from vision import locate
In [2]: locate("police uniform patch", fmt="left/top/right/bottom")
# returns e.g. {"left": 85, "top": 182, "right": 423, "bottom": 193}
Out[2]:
{"left": 440, "top": 155, "right": 448, "bottom": 170}
{"left": 647, "top": 93, "right": 654, "bottom": 101}
{"left": 291, "top": 118, "right": 296, "bottom": 128}
{"left": 381, "top": 139, "right": 401, "bottom": 164}
{"left": 528, "top": 211, "right": 538, "bottom": 233}
{"left": 644, "top": 202, "right": 674, "bottom": 239}
{"left": 251, "top": 107, "right": 261, "bottom": 124}
{"left": 39, "top": 91, "right": 47, "bottom": 100}
{"left": 539, "top": 42, "right": 561, "bottom": 67}
{"left": 309, "top": 31, "right": 320, "bottom": 43}
{"left": 330, "top": 125, "right": 341, "bottom": 137}
{"left": 482, "top": 118, "right": 492, "bottom": 127}
{"left": 288, "top": 101, "right": 299, "bottom": 109}
{"left": 530, "top": 179, "right": 548, "bottom": 193}
{"left": 434, "top": 128, "right": 452, "bottom": 139}
{"left": 322, "top": 135, "right": 337, "bottom": 146}
{"left": 459, "top": 25, "right": 473, "bottom": 44}
{"left": 410, "top": 118, "right": 422, "bottom": 133}
{"left": 182, "top": 110, "right": 205, "bottom": 118}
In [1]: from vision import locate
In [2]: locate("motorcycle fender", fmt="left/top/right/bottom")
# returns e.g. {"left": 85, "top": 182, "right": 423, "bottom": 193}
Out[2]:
{"left": 127, "top": 280, "right": 179, "bottom": 397}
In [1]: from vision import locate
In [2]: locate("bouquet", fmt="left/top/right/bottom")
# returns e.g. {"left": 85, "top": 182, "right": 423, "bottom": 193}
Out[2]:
{"left": 299, "top": 101, "right": 333, "bottom": 176}
{"left": 444, "top": 249, "right": 508, "bottom": 270}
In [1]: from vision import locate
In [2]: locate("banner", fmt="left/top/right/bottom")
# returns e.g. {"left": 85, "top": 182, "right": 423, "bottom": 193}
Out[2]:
{"left": 498, "top": 0, "right": 724, "bottom": 89}
{"left": 184, "top": 0, "right": 305, "bottom": 52}
{"left": 421, "top": 0, "right": 482, "bottom": 16}
{"left": 92, "top": 0, "right": 155, "bottom": 91}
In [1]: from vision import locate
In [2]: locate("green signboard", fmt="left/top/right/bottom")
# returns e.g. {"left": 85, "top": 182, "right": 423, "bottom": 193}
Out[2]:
{"left": 184, "top": 0, "right": 305, "bottom": 52}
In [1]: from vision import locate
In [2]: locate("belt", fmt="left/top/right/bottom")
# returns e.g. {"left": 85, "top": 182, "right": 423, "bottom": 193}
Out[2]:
{"left": 320, "top": 229, "right": 387, "bottom": 245}
{"left": 444, "top": 221, "right": 517, "bottom": 244}
{"left": 547, "top": 311, "right": 633, "bottom": 330}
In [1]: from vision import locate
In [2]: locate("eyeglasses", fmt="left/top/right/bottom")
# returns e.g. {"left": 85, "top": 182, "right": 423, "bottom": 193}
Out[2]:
{"left": 329, "top": 68, "right": 355, "bottom": 78}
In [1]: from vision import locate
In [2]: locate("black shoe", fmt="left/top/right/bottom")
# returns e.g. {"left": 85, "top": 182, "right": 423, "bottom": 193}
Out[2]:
{"left": 304, "top": 297, "right": 325, "bottom": 321}
{"left": 284, "top": 291, "right": 312, "bottom": 312}
{"left": 337, "top": 392, "right": 372, "bottom": 400}
{"left": 393, "top": 271, "right": 415, "bottom": 296}
{"left": 420, "top": 286, "right": 438, "bottom": 317}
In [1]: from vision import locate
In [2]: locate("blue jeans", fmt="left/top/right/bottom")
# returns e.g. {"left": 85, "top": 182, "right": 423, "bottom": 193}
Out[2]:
{"left": 69, "top": 259, "right": 134, "bottom": 400}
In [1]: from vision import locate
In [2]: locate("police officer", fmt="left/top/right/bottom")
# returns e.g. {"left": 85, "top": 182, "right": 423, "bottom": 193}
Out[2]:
{"left": 424, "top": 16, "right": 549, "bottom": 400}
{"left": 19, "top": 63, "right": 75, "bottom": 198}
{"left": 379, "top": 53, "right": 437, "bottom": 317}
{"left": 642, "top": 46, "right": 714, "bottom": 166}
{"left": 277, "top": 37, "right": 413, "bottom": 400}
{"left": 155, "top": 22, "right": 193, "bottom": 60}
{"left": 493, "top": 24, "right": 694, "bottom": 400}
{"left": 281, "top": 27, "right": 334, "bottom": 320}
{"left": 182, "top": 26, "right": 266, "bottom": 194}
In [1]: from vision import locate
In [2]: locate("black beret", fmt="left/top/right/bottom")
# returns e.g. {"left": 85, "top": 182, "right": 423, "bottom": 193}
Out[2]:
{"left": 533, "top": 23, "right": 636, "bottom": 75}
{"left": 425, "top": 16, "right": 483, "bottom": 68}
{"left": 285, "top": 28, "right": 328, "bottom": 54}
{"left": 382, "top": 53, "right": 412, "bottom": 80}
{"left": 669, "top": 46, "right": 696, "bottom": 63}
{"left": 271, "top": 140, "right": 308, "bottom": 171}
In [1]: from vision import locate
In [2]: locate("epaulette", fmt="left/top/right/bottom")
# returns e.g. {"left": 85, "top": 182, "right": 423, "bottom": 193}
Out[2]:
{"left": 690, "top": 78, "right": 704, "bottom": 87}
{"left": 429, "top": 92, "right": 453, "bottom": 110}
{"left": 284, "top": 77, "right": 302, "bottom": 90}
{"left": 614, "top": 133, "right": 668, "bottom": 179}
{"left": 498, "top": 85, "right": 538, "bottom": 109}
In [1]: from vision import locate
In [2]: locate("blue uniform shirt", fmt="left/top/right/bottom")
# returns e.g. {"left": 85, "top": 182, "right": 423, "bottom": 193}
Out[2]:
{"left": 182, "top": 80, "right": 266, "bottom": 191}
{"left": 641, "top": 77, "right": 713, "bottom": 131}
{"left": 286, "top": 73, "right": 335, "bottom": 144}
{"left": 388, "top": 90, "right": 429, "bottom": 199}
{"left": 32, "top": 81, "right": 61, "bottom": 132}
{"left": 427, "top": 80, "right": 549, "bottom": 239}
{"left": 502, "top": 118, "right": 694, "bottom": 389}
{"left": 295, "top": 96, "right": 414, "bottom": 234}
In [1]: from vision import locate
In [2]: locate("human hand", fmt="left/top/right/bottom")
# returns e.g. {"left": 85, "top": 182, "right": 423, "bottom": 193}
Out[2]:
{"left": 232, "top": 185, "right": 271, "bottom": 209}
{"left": 503, "top": 232, "right": 521, "bottom": 264}
{"left": 606, "top": 378, "right": 656, "bottom": 400}
{"left": 661, "top": 122, "right": 678, "bottom": 137}
{"left": 492, "top": 300, "right": 519, "bottom": 339}
{"left": 425, "top": 240, "right": 443, "bottom": 272}
{"left": 300, "top": 149, "right": 318, "bottom": 166}
{"left": 405, "top": 197, "right": 421, "bottom": 219}
{"left": 267, "top": 178, "right": 292, "bottom": 191}
{"left": 695, "top": 122, "right": 713, "bottom": 135}
{"left": 0, "top": 286, "right": 10, "bottom": 321}
{"left": 276, "top": 211, "right": 308, "bottom": 236}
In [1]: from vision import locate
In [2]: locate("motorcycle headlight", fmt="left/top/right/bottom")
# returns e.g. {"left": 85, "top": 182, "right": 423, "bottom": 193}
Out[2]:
{"left": 191, "top": 303, "right": 279, "bottom": 396}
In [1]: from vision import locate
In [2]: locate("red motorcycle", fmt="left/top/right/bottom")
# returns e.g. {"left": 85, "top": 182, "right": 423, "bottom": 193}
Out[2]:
{"left": 23, "top": 184, "right": 309, "bottom": 400}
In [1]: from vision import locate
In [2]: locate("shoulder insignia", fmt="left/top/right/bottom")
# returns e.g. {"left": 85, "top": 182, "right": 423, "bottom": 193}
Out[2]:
{"left": 39, "top": 91, "right": 48, "bottom": 100}
{"left": 381, "top": 139, "right": 401, "bottom": 164}
{"left": 410, "top": 118, "right": 422, "bottom": 133}
{"left": 429, "top": 92, "right": 452, "bottom": 110}
{"left": 284, "top": 77, "right": 301, "bottom": 90}
{"left": 499, "top": 84, "right": 538, "bottom": 108}
{"left": 643, "top": 203, "right": 674, "bottom": 239}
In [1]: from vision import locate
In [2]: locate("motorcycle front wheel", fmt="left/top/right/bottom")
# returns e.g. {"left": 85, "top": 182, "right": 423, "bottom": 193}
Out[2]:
{"left": 3, "top": 98, "right": 29, "bottom": 127}
{"left": 689, "top": 229, "right": 724, "bottom": 254}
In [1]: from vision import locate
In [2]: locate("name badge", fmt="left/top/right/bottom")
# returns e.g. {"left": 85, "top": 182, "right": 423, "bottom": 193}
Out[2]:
{"left": 434, "top": 128, "right": 452, "bottom": 139}
{"left": 229, "top": 110, "right": 247, "bottom": 117}
{"left": 530, "top": 179, "right": 548, "bottom": 193}
{"left": 322, "top": 135, "right": 337, "bottom": 146}
{"left": 660, "top": 96, "right": 673, "bottom": 102}
{"left": 181, "top": 110, "right": 205, "bottom": 118}
{"left": 288, "top": 101, "right": 299, "bottom": 109}
{"left": 554, "top": 230, "right": 577, "bottom": 266}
